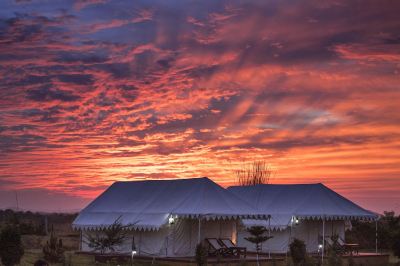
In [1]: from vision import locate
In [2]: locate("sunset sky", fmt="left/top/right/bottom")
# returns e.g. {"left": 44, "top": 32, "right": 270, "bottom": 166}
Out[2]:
{"left": 0, "top": 0, "right": 399, "bottom": 213}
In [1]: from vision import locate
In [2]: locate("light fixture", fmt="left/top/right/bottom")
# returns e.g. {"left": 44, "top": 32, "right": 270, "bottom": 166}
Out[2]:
{"left": 295, "top": 218, "right": 299, "bottom": 225}
{"left": 169, "top": 216, "right": 175, "bottom": 225}
{"left": 132, "top": 250, "right": 137, "bottom": 256}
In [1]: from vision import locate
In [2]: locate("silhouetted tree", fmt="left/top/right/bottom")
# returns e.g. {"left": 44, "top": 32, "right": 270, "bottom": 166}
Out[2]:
{"left": 236, "top": 160, "right": 272, "bottom": 186}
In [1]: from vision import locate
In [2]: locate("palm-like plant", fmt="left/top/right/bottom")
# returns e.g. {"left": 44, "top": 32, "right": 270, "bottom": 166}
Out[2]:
{"left": 84, "top": 216, "right": 135, "bottom": 254}
{"left": 245, "top": 226, "right": 272, "bottom": 266}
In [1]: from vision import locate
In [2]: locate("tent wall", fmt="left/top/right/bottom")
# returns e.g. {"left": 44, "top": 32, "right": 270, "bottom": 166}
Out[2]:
{"left": 81, "top": 227, "right": 170, "bottom": 256}
{"left": 237, "top": 220, "right": 345, "bottom": 253}
{"left": 80, "top": 218, "right": 237, "bottom": 257}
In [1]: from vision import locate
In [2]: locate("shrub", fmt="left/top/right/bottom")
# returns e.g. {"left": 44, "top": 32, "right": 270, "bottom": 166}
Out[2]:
{"left": 289, "top": 238, "right": 307, "bottom": 265}
{"left": 34, "top": 259, "right": 49, "bottom": 266}
{"left": 393, "top": 232, "right": 400, "bottom": 258}
{"left": 0, "top": 225, "right": 24, "bottom": 266}
{"left": 42, "top": 226, "right": 64, "bottom": 263}
{"left": 84, "top": 216, "right": 133, "bottom": 253}
{"left": 195, "top": 243, "right": 208, "bottom": 266}
{"left": 326, "top": 235, "right": 343, "bottom": 266}
{"left": 348, "top": 254, "right": 355, "bottom": 266}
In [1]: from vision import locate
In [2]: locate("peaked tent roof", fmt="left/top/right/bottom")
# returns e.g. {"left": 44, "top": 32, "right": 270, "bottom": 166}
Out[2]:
{"left": 228, "top": 183, "right": 378, "bottom": 229}
{"left": 73, "top": 177, "right": 266, "bottom": 231}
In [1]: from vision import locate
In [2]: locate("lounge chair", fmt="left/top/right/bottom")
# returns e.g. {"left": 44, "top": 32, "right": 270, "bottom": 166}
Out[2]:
{"left": 324, "top": 236, "right": 345, "bottom": 254}
{"left": 338, "top": 238, "right": 359, "bottom": 254}
{"left": 219, "top": 238, "right": 247, "bottom": 258}
{"left": 205, "top": 238, "right": 230, "bottom": 257}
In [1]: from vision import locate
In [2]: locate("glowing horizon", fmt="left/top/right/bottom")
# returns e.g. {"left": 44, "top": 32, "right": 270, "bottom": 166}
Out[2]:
{"left": 0, "top": 0, "right": 399, "bottom": 213}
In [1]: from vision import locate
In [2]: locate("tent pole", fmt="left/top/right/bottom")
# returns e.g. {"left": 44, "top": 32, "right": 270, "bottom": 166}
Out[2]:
{"left": 375, "top": 219, "right": 378, "bottom": 254}
{"left": 198, "top": 216, "right": 201, "bottom": 244}
{"left": 79, "top": 230, "right": 82, "bottom": 251}
{"left": 268, "top": 216, "right": 271, "bottom": 259}
{"left": 322, "top": 217, "right": 325, "bottom": 264}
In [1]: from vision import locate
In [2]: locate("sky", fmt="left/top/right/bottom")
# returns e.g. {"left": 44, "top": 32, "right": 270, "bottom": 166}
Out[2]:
{"left": 0, "top": 0, "right": 399, "bottom": 213}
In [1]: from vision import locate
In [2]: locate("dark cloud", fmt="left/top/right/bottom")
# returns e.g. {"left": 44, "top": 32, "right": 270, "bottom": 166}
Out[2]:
{"left": 96, "top": 63, "right": 131, "bottom": 78}
{"left": 57, "top": 74, "right": 94, "bottom": 85}
{"left": 26, "top": 86, "right": 81, "bottom": 102}
{"left": 0, "top": 134, "right": 46, "bottom": 152}
{"left": 55, "top": 51, "right": 109, "bottom": 64}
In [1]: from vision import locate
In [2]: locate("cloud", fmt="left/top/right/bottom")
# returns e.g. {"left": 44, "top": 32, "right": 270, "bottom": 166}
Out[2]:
{"left": 26, "top": 87, "right": 81, "bottom": 102}
{"left": 0, "top": 0, "right": 399, "bottom": 213}
{"left": 73, "top": 0, "right": 108, "bottom": 11}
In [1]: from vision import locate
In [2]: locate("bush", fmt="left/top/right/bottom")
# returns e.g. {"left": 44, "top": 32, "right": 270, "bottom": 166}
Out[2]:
{"left": 326, "top": 235, "right": 343, "bottom": 266}
{"left": 42, "top": 226, "right": 64, "bottom": 263}
{"left": 0, "top": 225, "right": 24, "bottom": 266}
{"left": 348, "top": 254, "right": 355, "bottom": 266}
{"left": 289, "top": 238, "right": 307, "bottom": 265}
{"left": 34, "top": 259, "right": 49, "bottom": 266}
{"left": 393, "top": 232, "right": 400, "bottom": 258}
{"left": 195, "top": 243, "right": 208, "bottom": 266}
{"left": 327, "top": 252, "right": 342, "bottom": 266}
{"left": 84, "top": 216, "right": 132, "bottom": 253}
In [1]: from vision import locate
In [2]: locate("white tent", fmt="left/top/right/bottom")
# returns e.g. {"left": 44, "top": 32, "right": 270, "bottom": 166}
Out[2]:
{"left": 73, "top": 177, "right": 265, "bottom": 256}
{"left": 228, "top": 183, "right": 378, "bottom": 254}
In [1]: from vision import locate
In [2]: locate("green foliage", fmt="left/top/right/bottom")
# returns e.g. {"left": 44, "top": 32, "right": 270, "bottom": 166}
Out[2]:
{"left": 43, "top": 225, "right": 64, "bottom": 263}
{"left": 289, "top": 238, "right": 306, "bottom": 265}
{"left": 244, "top": 225, "right": 273, "bottom": 253}
{"left": 84, "top": 216, "right": 133, "bottom": 254}
{"left": 0, "top": 225, "right": 24, "bottom": 266}
{"left": 195, "top": 243, "right": 208, "bottom": 266}
{"left": 347, "top": 211, "right": 400, "bottom": 258}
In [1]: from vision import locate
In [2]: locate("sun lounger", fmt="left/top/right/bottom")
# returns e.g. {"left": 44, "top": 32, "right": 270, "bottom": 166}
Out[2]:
{"left": 205, "top": 238, "right": 230, "bottom": 256}
{"left": 325, "top": 236, "right": 346, "bottom": 254}
{"left": 219, "top": 238, "right": 247, "bottom": 258}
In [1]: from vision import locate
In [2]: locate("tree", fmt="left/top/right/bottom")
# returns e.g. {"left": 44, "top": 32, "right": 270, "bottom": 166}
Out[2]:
{"left": 84, "top": 216, "right": 134, "bottom": 254}
{"left": 195, "top": 243, "right": 208, "bottom": 266}
{"left": 236, "top": 160, "right": 272, "bottom": 186}
{"left": 392, "top": 233, "right": 400, "bottom": 258}
{"left": 0, "top": 225, "right": 24, "bottom": 266}
{"left": 245, "top": 226, "right": 272, "bottom": 266}
{"left": 289, "top": 238, "right": 306, "bottom": 265}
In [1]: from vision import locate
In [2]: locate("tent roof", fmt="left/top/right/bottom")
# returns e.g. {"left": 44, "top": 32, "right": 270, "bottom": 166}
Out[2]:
{"left": 73, "top": 177, "right": 265, "bottom": 231}
{"left": 228, "top": 183, "right": 378, "bottom": 228}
